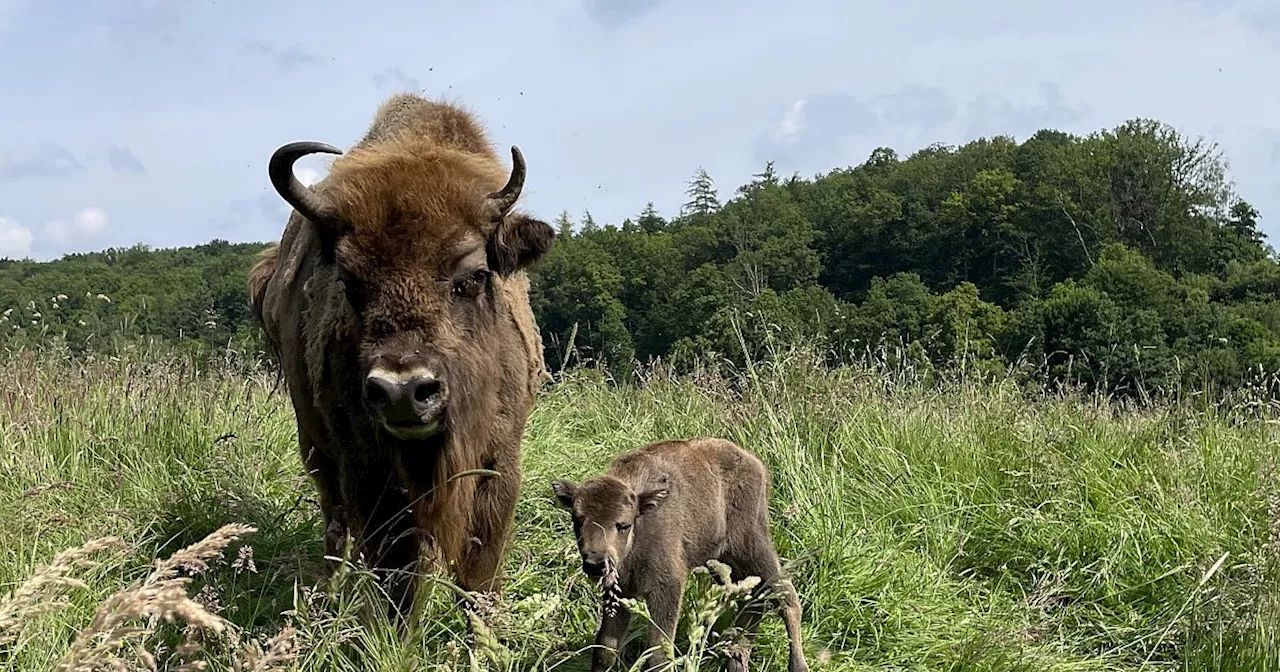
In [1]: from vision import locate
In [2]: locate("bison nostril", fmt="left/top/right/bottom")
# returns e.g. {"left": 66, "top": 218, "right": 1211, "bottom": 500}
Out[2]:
{"left": 412, "top": 377, "right": 442, "bottom": 405}
{"left": 364, "top": 377, "right": 391, "bottom": 408}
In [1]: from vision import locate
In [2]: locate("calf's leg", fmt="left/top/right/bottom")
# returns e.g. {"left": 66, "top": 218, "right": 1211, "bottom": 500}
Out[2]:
{"left": 591, "top": 605, "right": 632, "bottom": 672}
{"left": 724, "top": 536, "right": 810, "bottom": 672}
{"left": 777, "top": 577, "right": 810, "bottom": 672}
{"left": 640, "top": 574, "right": 686, "bottom": 672}
{"left": 726, "top": 596, "right": 766, "bottom": 672}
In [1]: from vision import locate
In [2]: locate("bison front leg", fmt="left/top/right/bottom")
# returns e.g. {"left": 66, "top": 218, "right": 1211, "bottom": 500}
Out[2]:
{"left": 300, "top": 441, "right": 347, "bottom": 575}
{"left": 341, "top": 464, "right": 422, "bottom": 622}
{"left": 455, "top": 457, "right": 521, "bottom": 594}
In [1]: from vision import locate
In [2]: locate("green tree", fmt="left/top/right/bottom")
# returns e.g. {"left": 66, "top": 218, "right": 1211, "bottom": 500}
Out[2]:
{"left": 681, "top": 167, "right": 721, "bottom": 219}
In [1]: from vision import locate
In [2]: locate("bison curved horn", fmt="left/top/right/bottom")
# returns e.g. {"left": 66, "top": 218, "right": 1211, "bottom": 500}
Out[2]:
{"left": 484, "top": 146, "right": 526, "bottom": 220}
{"left": 269, "top": 141, "right": 343, "bottom": 224}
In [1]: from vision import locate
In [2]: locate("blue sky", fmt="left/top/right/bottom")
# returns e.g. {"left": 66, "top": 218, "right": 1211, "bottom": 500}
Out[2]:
{"left": 2, "top": 0, "right": 1279, "bottom": 261}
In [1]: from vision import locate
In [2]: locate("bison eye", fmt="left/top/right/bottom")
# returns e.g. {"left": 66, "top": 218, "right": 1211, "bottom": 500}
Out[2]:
{"left": 616, "top": 522, "right": 632, "bottom": 533}
{"left": 452, "top": 269, "right": 490, "bottom": 300}
{"left": 339, "top": 272, "right": 368, "bottom": 308}
{"left": 370, "top": 318, "right": 395, "bottom": 339}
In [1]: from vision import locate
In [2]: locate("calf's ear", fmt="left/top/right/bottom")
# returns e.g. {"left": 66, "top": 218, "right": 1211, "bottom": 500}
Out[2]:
{"left": 550, "top": 479, "right": 577, "bottom": 510}
{"left": 637, "top": 487, "right": 669, "bottom": 516}
{"left": 488, "top": 213, "right": 556, "bottom": 276}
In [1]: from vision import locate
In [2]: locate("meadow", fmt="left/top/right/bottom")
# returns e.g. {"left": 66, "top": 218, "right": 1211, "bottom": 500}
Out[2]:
{"left": 1, "top": 344, "right": 1278, "bottom": 671}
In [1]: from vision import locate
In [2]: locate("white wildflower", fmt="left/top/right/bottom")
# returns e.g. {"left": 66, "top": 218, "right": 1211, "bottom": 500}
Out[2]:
{"left": 3, "top": 308, "right": 11, "bottom": 316}
{"left": 55, "top": 294, "right": 67, "bottom": 301}
{"left": 96, "top": 294, "right": 111, "bottom": 303}
{"left": 232, "top": 545, "right": 257, "bottom": 574}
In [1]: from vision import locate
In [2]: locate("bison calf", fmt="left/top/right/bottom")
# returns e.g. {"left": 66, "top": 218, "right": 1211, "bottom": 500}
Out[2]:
{"left": 551, "top": 437, "right": 809, "bottom": 672}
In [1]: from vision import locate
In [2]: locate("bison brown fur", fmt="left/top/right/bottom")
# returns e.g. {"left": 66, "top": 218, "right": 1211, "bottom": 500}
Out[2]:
{"left": 551, "top": 437, "right": 810, "bottom": 672}
{"left": 249, "top": 93, "right": 554, "bottom": 618}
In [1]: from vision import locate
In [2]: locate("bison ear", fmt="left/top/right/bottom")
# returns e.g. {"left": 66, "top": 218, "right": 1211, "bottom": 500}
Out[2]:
{"left": 637, "top": 487, "right": 669, "bottom": 516}
{"left": 487, "top": 213, "right": 556, "bottom": 276}
{"left": 550, "top": 479, "right": 577, "bottom": 510}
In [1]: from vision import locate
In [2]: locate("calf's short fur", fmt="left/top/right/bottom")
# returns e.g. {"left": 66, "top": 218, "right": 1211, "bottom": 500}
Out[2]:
{"left": 551, "top": 437, "right": 809, "bottom": 672}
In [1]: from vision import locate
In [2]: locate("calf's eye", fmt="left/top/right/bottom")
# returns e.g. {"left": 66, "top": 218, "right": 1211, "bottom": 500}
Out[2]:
{"left": 616, "top": 523, "right": 632, "bottom": 533}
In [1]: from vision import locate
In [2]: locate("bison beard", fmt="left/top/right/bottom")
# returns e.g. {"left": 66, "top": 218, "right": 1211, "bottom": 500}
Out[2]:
{"left": 248, "top": 94, "right": 554, "bottom": 621}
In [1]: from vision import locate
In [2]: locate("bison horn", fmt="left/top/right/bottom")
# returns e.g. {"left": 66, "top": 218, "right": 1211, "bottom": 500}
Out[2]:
{"left": 269, "top": 141, "right": 343, "bottom": 224}
{"left": 484, "top": 146, "right": 526, "bottom": 220}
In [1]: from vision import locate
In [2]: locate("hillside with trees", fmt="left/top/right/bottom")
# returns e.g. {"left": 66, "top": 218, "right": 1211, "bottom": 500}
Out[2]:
{"left": 2, "top": 117, "right": 1277, "bottom": 396}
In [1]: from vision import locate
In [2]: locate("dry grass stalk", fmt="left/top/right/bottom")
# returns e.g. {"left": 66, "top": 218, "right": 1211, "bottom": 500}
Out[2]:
{"left": 0, "top": 536, "right": 126, "bottom": 646}
{"left": 230, "top": 623, "right": 299, "bottom": 672}
{"left": 53, "top": 523, "right": 257, "bottom": 672}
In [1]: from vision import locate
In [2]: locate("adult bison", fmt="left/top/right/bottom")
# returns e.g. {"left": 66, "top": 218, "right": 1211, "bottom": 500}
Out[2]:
{"left": 248, "top": 93, "right": 555, "bottom": 617}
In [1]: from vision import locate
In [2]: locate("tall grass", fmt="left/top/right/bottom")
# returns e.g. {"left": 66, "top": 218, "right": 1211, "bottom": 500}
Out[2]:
{"left": 0, "top": 344, "right": 1277, "bottom": 670}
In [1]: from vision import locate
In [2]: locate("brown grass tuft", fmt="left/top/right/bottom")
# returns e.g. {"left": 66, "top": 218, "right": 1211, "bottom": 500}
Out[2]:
{"left": 0, "top": 536, "right": 126, "bottom": 646}
{"left": 54, "top": 524, "right": 257, "bottom": 672}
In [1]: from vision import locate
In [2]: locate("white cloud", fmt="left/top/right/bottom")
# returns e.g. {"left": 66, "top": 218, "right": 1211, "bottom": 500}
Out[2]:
{"left": 44, "top": 219, "right": 70, "bottom": 244}
{"left": 775, "top": 100, "right": 807, "bottom": 142}
{"left": 0, "top": 216, "right": 34, "bottom": 259}
{"left": 73, "top": 207, "right": 109, "bottom": 235}
{"left": 42, "top": 207, "right": 108, "bottom": 248}
{"left": 296, "top": 167, "right": 321, "bottom": 187}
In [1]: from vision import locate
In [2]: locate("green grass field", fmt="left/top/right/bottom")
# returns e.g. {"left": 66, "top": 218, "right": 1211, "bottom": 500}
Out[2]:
{"left": 1, "top": 347, "right": 1279, "bottom": 671}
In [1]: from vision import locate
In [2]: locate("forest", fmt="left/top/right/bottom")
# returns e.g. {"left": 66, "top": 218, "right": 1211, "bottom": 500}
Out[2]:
{"left": 1, "top": 117, "right": 1277, "bottom": 397}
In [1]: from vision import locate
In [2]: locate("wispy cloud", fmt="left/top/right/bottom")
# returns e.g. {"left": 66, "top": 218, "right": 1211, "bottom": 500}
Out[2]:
{"left": 226, "top": 191, "right": 289, "bottom": 231}
{"left": 372, "top": 66, "right": 420, "bottom": 93}
{"left": 756, "top": 81, "right": 1088, "bottom": 171}
{"left": 99, "top": 1, "right": 184, "bottom": 47}
{"left": 0, "top": 144, "right": 84, "bottom": 181}
{"left": 964, "top": 82, "right": 1087, "bottom": 141}
{"left": 582, "top": 0, "right": 669, "bottom": 27}
{"left": 244, "top": 40, "right": 323, "bottom": 72}
{"left": 874, "top": 85, "right": 957, "bottom": 128}
{"left": 106, "top": 146, "right": 146, "bottom": 175}
{"left": 755, "top": 93, "right": 881, "bottom": 168}
{"left": 755, "top": 86, "right": 961, "bottom": 169}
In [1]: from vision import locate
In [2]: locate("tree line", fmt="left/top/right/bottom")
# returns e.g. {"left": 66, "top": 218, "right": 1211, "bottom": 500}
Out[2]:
{"left": 1, "top": 117, "right": 1277, "bottom": 396}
